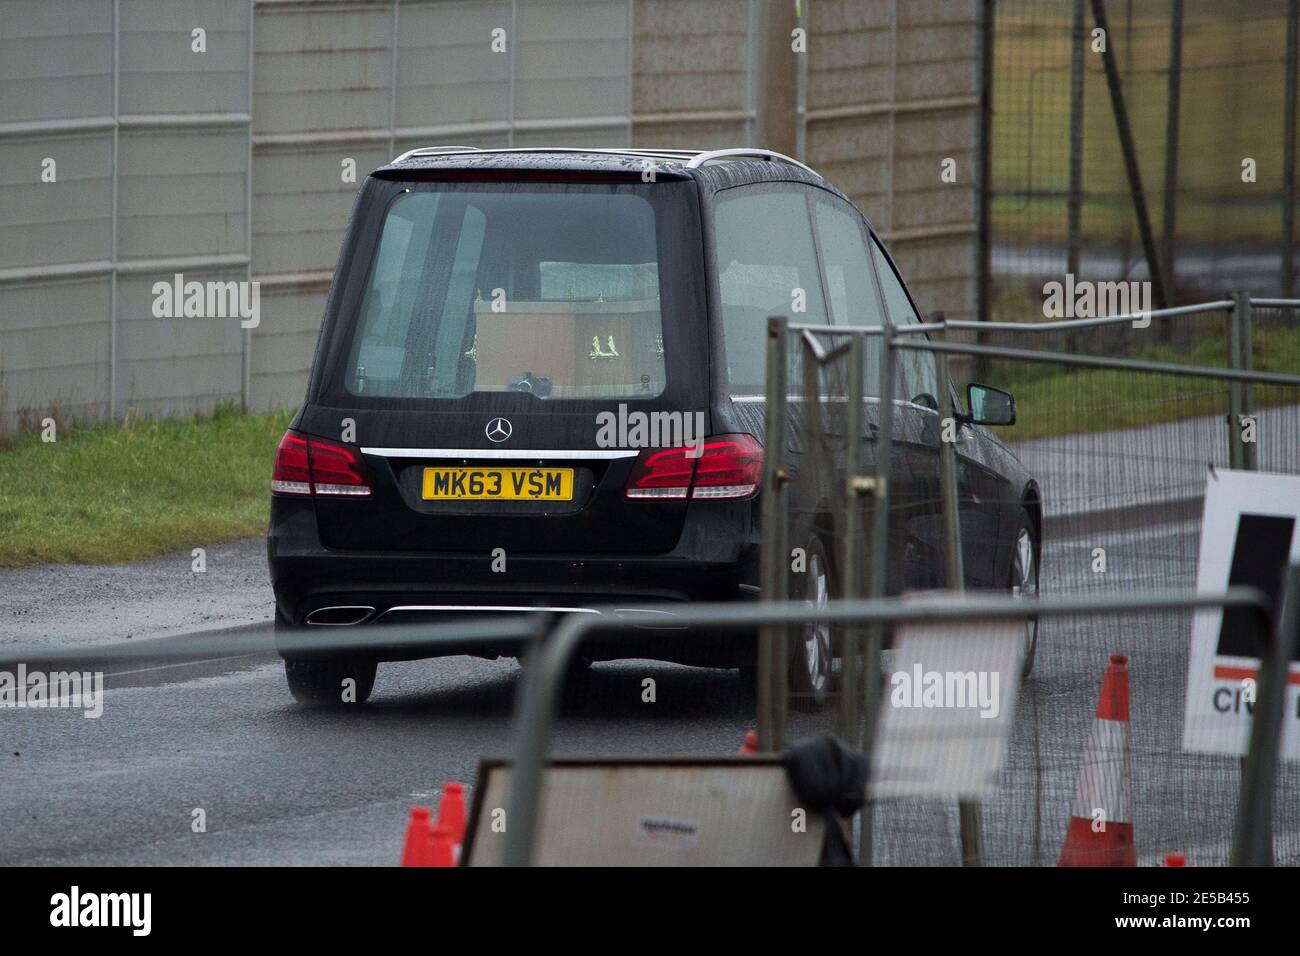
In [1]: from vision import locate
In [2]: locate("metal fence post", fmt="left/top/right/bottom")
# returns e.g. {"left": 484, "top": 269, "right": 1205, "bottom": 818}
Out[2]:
{"left": 937, "top": 328, "right": 983, "bottom": 866}
{"left": 1284, "top": 0, "right": 1298, "bottom": 298}
{"left": 938, "top": 350, "right": 965, "bottom": 594}
{"left": 1160, "top": 0, "right": 1184, "bottom": 330}
{"left": 1227, "top": 291, "right": 1255, "bottom": 470}
{"left": 975, "top": 0, "right": 995, "bottom": 381}
{"left": 836, "top": 334, "right": 866, "bottom": 743}
{"left": 1232, "top": 563, "right": 1300, "bottom": 865}
{"left": 243, "top": 0, "right": 255, "bottom": 413}
{"left": 1091, "top": 0, "right": 1169, "bottom": 310}
{"left": 758, "top": 315, "right": 790, "bottom": 751}
{"left": 109, "top": 0, "right": 120, "bottom": 421}
{"left": 859, "top": 320, "right": 896, "bottom": 866}
{"left": 1241, "top": 295, "right": 1257, "bottom": 472}
{"left": 1066, "top": 0, "right": 1085, "bottom": 356}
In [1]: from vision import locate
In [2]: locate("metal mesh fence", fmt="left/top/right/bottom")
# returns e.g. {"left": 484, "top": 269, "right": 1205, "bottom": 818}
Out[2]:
{"left": 869, "top": 595, "right": 1300, "bottom": 867}
{"left": 873, "top": 331, "right": 1300, "bottom": 865}
{"left": 990, "top": 0, "right": 1299, "bottom": 317}
{"left": 775, "top": 326, "right": 881, "bottom": 737}
{"left": 1253, "top": 305, "right": 1300, "bottom": 471}
{"left": 968, "top": 307, "right": 1300, "bottom": 533}
{"left": 758, "top": 306, "right": 1300, "bottom": 866}
{"left": 494, "top": 585, "right": 1292, "bottom": 866}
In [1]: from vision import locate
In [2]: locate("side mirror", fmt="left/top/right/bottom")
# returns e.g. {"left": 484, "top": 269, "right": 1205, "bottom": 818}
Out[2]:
{"left": 965, "top": 383, "right": 1016, "bottom": 426}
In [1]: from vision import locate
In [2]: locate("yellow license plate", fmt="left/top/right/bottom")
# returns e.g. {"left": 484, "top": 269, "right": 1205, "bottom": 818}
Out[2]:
{"left": 421, "top": 467, "right": 574, "bottom": 501}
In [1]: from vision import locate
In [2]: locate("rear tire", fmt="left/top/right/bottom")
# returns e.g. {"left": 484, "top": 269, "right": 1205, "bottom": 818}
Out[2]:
{"left": 276, "top": 608, "right": 378, "bottom": 705}
{"left": 1010, "top": 508, "right": 1040, "bottom": 680}
{"left": 790, "top": 536, "right": 834, "bottom": 713}
{"left": 284, "top": 657, "right": 377, "bottom": 705}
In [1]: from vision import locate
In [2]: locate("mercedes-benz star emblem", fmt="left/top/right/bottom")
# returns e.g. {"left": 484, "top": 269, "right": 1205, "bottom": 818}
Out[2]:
{"left": 485, "top": 417, "right": 512, "bottom": 443}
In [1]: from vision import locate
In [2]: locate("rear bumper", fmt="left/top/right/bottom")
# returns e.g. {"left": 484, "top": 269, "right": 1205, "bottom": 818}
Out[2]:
{"left": 267, "top": 498, "right": 760, "bottom": 665}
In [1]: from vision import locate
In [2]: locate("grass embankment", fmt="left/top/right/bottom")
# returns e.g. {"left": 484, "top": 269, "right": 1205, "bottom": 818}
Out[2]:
{"left": 993, "top": 325, "right": 1300, "bottom": 442}
{"left": 2, "top": 325, "right": 1296, "bottom": 564}
{"left": 0, "top": 405, "right": 292, "bottom": 567}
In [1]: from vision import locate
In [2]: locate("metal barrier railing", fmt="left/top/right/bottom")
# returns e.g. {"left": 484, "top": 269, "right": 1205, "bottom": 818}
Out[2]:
{"left": 0, "top": 578, "right": 1290, "bottom": 867}
{"left": 746, "top": 294, "right": 1300, "bottom": 866}
{"left": 942, "top": 295, "right": 1300, "bottom": 470}
{"left": 944, "top": 298, "right": 1237, "bottom": 334}
{"left": 3, "top": 296, "right": 1296, "bottom": 867}
{"left": 498, "top": 582, "right": 1293, "bottom": 866}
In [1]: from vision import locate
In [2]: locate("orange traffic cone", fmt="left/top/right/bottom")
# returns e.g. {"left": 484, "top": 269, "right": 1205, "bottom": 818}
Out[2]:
{"left": 1058, "top": 653, "right": 1135, "bottom": 867}
{"left": 436, "top": 781, "right": 467, "bottom": 845}
{"left": 738, "top": 730, "right": 759, "bottom": 755}
{"left": 428, "top": 823, "right": 456, "bottom": 867}
{"left": 400, "top": 807, "right": 438, "bottom": 867}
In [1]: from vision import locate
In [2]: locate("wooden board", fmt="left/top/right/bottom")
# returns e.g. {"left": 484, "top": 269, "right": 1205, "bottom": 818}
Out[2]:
{"left": 463, "top": 757, "right": 825, "bottom": 867}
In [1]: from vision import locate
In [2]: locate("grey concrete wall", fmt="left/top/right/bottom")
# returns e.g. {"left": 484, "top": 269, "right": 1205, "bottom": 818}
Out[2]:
{"left": 0, "top": 0, "right": 979, "bottom": 432}
{"left": 631, "top": 0, "right": 758, "bottom": 148}
{"left": 807, "top": 0, "right": 980, "bottom": 326}
{"left": 0, "top": 0, "right": 252, "bottom": 429}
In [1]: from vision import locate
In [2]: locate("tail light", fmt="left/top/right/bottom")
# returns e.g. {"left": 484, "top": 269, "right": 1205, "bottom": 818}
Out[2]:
{"left": 625, "top": 434, "right": 762, "bottom": 501}
{"left": 690, "top": 435, "right": 764, "bottom": 498}
{"left": 272, "top": 430, "right": 371, "bottom": 497}
{"left": 308, "top": 439, "right": 371, "bottom": 496}
{"left": 271, "top": 432, "right": 311, "bottom": 495}
{"left": 625, "top": 446, "right": 696, "bottom": 499}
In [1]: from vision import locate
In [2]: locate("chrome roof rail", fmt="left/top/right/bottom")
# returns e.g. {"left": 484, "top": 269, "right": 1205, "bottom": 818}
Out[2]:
{"left": 482, "top": 147, "right": 698, "bottom": 162}
{"left": 389, "top": 146, "right": 705, "bottom": 165}
{"left": 387, "top": 146, "right": 819, "bottom": 176}
{"left": 390, "top": 145, "right": 483, "bottom": 163}
{"left": 684, "top": 147, "right": 821, "bottom": 179}
{"left": 611, "top": 148, "right": 704, "bottom": 161}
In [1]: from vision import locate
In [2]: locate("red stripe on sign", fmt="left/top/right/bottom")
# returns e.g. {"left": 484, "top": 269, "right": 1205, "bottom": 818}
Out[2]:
{"left": 1213, "top": 665, "right": 1300, "bottom": 686}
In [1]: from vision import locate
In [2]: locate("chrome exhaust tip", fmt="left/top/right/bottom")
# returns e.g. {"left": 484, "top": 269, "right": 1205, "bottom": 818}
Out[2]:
{"left": 304, "top": 605, "right": 375, "bottom": 626}
{"left": 613, "top": 608, "right": 687, "bottom": 630}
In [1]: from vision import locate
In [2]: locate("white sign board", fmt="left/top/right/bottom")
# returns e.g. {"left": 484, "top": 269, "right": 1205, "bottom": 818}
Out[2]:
{"left": 871, "top": 597, "right": 1024, "bottom": 798}
{"left": 464, "top": 760, "right": 824, "bottom": 866}
{"left": 1181, "top": 469, "right": 1300, "bottom": 760}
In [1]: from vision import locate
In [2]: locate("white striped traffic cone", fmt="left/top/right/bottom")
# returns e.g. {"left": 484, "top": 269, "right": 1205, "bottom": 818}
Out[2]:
{"left": 1058, "top": 653, "right": 1135, "bottom": 866}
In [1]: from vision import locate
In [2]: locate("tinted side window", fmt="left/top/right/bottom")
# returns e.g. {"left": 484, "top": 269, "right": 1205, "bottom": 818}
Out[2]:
{"left": 812, "top": 198, "right": 883, "bottom": 395}
{"left": 871, "top": 238, "right": 939, "bottom": 405}
{"left": 714, "top": 188, "right": 829, "bottom": 394}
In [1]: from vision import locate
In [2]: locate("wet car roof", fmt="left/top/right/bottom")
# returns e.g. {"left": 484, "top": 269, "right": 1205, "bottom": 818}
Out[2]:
{"left": 373, "top": 147, "right": 844, "bottom": 199}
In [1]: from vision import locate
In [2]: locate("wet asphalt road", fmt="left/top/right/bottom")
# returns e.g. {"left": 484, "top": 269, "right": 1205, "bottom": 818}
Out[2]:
{"left": 0, "top": 538, "right": 272, "bottom": 650}
{"left": 0, "top": 653, "right": 752, "bottom": 865}
{"left": 10, "top": 518, "right": 1293, "bottom": 866}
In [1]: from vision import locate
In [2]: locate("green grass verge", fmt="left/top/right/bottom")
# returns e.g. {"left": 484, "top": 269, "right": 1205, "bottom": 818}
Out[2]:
{"left": 995, "top": 326, "right": 1300, "bottom": 442}
{"left": 0, "top": 405, "right": 293, "bottom": 567}
{"left": 2, "top": 324, "right": 1296, "bottom": 565}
